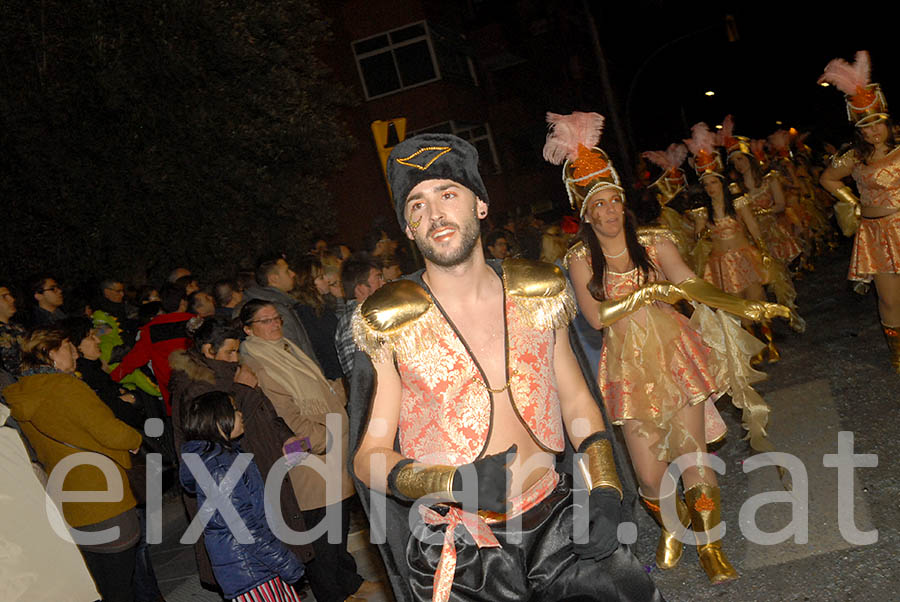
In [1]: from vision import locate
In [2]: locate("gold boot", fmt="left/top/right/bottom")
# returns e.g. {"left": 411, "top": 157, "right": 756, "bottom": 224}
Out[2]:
{"left": 684, "top": 484, "right": 739, "bottom": 584}
{"left": 744, "top": 323, "right": 766, "bottom": 365}
{"left": 759, "top": 323, "right": 780, "bottom": 363}
{"left": 882, "top": 324, "right": 900, "bottom": 375}
{"left": 641, "top": 493, "right": 691, "bottom": 569}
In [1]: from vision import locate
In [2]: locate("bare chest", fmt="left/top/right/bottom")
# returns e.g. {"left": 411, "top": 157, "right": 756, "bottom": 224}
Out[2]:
{"left": 439, "top": 297, "right": 507, "bottom": 389}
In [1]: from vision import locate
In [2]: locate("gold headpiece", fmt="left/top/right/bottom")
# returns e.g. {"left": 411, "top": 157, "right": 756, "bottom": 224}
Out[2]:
{"left": 818, "top": 51, "right": 889, "bottom": 128}
{"left": 684, "top": 122, "right": 724, "bottom": 180}
{"left": 543, "top": 111, "right": 623, "bottom": 216}
{"left": 642, "top": 144, "right": 688, "bottom": 205}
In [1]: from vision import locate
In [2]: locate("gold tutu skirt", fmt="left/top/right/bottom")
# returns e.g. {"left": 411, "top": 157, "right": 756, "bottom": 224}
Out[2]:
{"left": 849, "top": 211, "right": 900, "bottom": 282}
{"left": 599, "top": 303, "right": 772, "bottom": 461}
{"left": 757, "top": 213, "right": 801, "bottom": 264}
{"left": 703, "top": 245, "right": 767, "bottom": 295}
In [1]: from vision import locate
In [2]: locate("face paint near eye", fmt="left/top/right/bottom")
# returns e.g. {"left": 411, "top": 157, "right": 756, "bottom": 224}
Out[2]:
{"left": 405, "top": 180, "right": 485, "bottom": 268}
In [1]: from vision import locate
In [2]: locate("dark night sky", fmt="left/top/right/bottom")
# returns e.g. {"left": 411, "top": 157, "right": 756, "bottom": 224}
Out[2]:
{"left": 592, "top": 1, "right": 900, "bottom": 153}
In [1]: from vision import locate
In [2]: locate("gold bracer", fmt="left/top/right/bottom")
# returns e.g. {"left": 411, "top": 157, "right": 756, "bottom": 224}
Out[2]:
{"left": 677, "top": 277, "right": 789, "bottom": 323}
{"left": 750, "top": 235, "right": 775, "bottom": 275}
{"left": 832, "top": 185, "right": 861, "bottom": 237}
{"left": 597, "top": 281, "right": 684, "bottom": 326}
{"left": 578, "top": 438, "right": 623, "bottom": 500}
{"left": 392, "top": 462, "right": 457, "bottom": 503}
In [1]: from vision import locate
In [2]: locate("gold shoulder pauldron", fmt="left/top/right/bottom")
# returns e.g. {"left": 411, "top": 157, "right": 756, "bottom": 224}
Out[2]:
{"left": 352, "top": 279, "right": 435, "bottom": 363}
{"left": 503, "top": 258, "right": 575, "bottom": 331}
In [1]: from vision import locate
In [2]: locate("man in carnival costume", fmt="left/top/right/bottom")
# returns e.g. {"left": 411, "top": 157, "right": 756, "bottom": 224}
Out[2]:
{"left": 347, "top": 133, "right": 664, "bottom": 602}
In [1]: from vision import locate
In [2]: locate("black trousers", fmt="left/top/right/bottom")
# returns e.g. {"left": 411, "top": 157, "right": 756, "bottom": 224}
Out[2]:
{"left": 81, "top": 546, "right": 137, "bottom": 602}
{"left": 407, "top": 474, "right": 665, "bottom": 602}
{"left": 302, "top": 499, "right": 364, "bottom": 602}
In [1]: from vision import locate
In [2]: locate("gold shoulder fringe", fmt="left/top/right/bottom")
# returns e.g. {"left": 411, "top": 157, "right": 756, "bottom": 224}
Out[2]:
{"left": 351, "top": 280, "right": 441, "bottom": 364}
{"left": 685, "top": 206, "right": 708, "bottom": 219}
{"left": 502, "top": 258, "right": 576, "bottom": 331}
{"left": 563, "top": 241, "right": 589, "bottom": 270}
{"left": 637, "top": 225, "right": 677, "bottom": 247}
{"left": 830, "top": 149, "right": 857, "bottom": 170}
{"left": 733, "top": 194, "right": 751, "bottom": 210}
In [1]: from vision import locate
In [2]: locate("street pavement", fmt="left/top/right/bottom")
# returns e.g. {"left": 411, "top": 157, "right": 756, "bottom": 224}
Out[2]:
{"left": 150, "top": 240, "right": 898, "bottom": 602}
{"left": 639, "top": 241, "right": 899, "bottom": 601}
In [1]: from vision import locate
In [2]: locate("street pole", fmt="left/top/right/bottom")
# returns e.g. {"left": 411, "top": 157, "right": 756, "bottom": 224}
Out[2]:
{"left": 582, "top": 0, "right": 634, "bottom": 186}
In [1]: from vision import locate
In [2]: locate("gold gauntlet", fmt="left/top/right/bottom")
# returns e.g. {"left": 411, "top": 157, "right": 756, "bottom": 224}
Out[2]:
{"left": 677, "top": 277, "right": 789, "bottom": 322}
{"left": 391, "top": 462, "right": 457, "bottom": 502}
{"left": 832, "top": 185, "right": 861, "bottom": 237}
{"left": 597, "top": 281, "right": 683, "bottom": 326}
{"left": 578, "top": 438, "right": 623, "bottom": 500}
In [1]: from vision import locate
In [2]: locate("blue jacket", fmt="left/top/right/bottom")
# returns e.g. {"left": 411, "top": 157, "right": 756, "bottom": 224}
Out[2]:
{"left": 179, "top": 440, "right": 304, "bottom": 598}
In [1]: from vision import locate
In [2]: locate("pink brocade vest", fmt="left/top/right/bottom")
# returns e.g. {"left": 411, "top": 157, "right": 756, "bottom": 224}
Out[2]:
{"left": 396, "top": 297, "right": 565, "bottom": 466}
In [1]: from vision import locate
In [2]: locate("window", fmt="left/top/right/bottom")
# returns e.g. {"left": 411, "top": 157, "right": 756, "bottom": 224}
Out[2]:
{"left": 353, "top": 22, "right": 440, "bottom": 99}
{"left": 352, "top": 21, "right": 478, "bottom": 99}
{"left": 412, "top": 120, "right": 501, "bottom": 174}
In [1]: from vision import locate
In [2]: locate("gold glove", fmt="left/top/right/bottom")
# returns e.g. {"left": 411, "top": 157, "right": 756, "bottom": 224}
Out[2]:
{"left": 389, "top": 460, "right": 456, "bottom": 503}
{"left": 577, "top": 434, "right": 623, "bottom": 499}
{"left": 597, "top": 281, "right": 686, "bottom": 326}
{"left": 677, "top": 277, "right": 790, "bottom": 322}
{"left": 832, "top": 185, "right": 861, "bottom": 236}
{"left": 750, "top": 235, "right": 775, "bottom": 272}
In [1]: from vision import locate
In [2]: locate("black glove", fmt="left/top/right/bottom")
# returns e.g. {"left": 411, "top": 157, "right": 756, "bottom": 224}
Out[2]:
{"left": 451, "top": 444, "right": 516, "bottom": 513}
{"left": 572, "top": 487, "right": 621, "bottom": 560}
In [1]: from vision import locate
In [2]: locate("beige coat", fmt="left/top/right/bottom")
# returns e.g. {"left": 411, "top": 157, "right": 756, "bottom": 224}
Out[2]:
{"left": 0, "top": 404, "right": 101, "bottom": 602}
{"left": 241, "top": 355, "right": 355, "bottom": 510}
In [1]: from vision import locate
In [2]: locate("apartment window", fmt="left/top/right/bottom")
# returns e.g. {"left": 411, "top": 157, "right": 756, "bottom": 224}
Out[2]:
{"left": 353, "top": 22, "right": 440, "bottom": 99}
{"left": 413, "top": 120, "right": 500, "bottom": 174}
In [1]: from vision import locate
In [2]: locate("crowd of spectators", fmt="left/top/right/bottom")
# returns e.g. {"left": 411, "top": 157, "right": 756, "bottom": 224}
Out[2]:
{"left": 0, "top": 214, "right": 572, "bottom": 602}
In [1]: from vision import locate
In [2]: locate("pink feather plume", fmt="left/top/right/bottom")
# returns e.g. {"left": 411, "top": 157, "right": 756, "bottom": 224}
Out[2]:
{"left": 684, "top": 122, "right": 716, "bottom": 156}
{"left": 768, "top": 130, "right": 790, "bottom": 152}
{"left": 543, "top": 111, "right": 605, "bottom": 165}
{"left": 716, "top": 114, "right": 735, "bottom": 146}
{"left": 642, "top": 143, "right": 688, "bottom": 170}
{"left": 750, "top": 139, "right": 766, "bottom": 158}
{"left": 818, "top": 50, "right": 871, "bottom": 95}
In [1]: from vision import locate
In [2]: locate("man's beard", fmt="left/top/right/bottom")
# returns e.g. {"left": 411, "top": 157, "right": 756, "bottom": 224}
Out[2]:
{"left": 416, "top": 215, "right": 481, "bottom": 268}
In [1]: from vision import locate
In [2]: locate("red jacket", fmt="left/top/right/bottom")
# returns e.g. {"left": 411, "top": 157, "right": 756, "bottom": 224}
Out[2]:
{"left": 109, "top": 312, "right": 193, "bottom": 414}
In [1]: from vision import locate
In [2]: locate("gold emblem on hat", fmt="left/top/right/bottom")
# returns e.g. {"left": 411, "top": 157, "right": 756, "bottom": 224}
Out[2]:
{"left": 395, "top": 146, "right": 452, "bottom": 170}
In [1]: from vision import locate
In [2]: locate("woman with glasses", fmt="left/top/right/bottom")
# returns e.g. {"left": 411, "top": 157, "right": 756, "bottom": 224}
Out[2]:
{"left": 239, "top": 300, "right": 378, "bottom": 602}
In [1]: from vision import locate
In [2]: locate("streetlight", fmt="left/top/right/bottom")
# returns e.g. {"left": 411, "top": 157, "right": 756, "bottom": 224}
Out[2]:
{"left": 705, "top": 90, "right": 716, "bottom": 97}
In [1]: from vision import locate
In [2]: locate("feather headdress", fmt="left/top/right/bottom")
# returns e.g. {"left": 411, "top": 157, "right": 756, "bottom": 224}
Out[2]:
{"left": 684, "top": 122, "right": 724, "bottom": 179}
{"left": 819, "top": 50, "right": 888, "bottom": 126}
{"left": 717, "top": 114, "right": 736, "bottom": 148}
{"left": 818, "top": 50, "right": 871, "bottom": 95}
{"left": 543, "top": 111, "right": 605, "bottom": 165}
{"left": 642, "top": 143, "right": 688, "bottom": 171}
{"left": 767, "top": 130, "right": 791, "bottom": 157}
{"left": 750, "top": 139, "right": 768, "bottom": 164}
{"left": 544, "top": 111, "right": 622, "bottom": 215}
{"left": 643, "top": 143, "right": 688, "bottom": 203}
{"left": 684, "top": 122, "right": 716, "bottom": 157}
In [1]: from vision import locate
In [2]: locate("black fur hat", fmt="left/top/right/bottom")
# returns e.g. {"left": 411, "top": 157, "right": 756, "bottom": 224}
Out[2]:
{"left": 386, "top": 133, "right": 489, "bottom": 231}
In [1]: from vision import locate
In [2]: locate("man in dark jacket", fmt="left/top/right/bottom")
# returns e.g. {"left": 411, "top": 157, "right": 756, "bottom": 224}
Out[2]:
{"left": 238, "top": 255, "right": 318, "bottom": 363}
{"left": 30, "top": 275, "right": 67, "bottom": 326}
